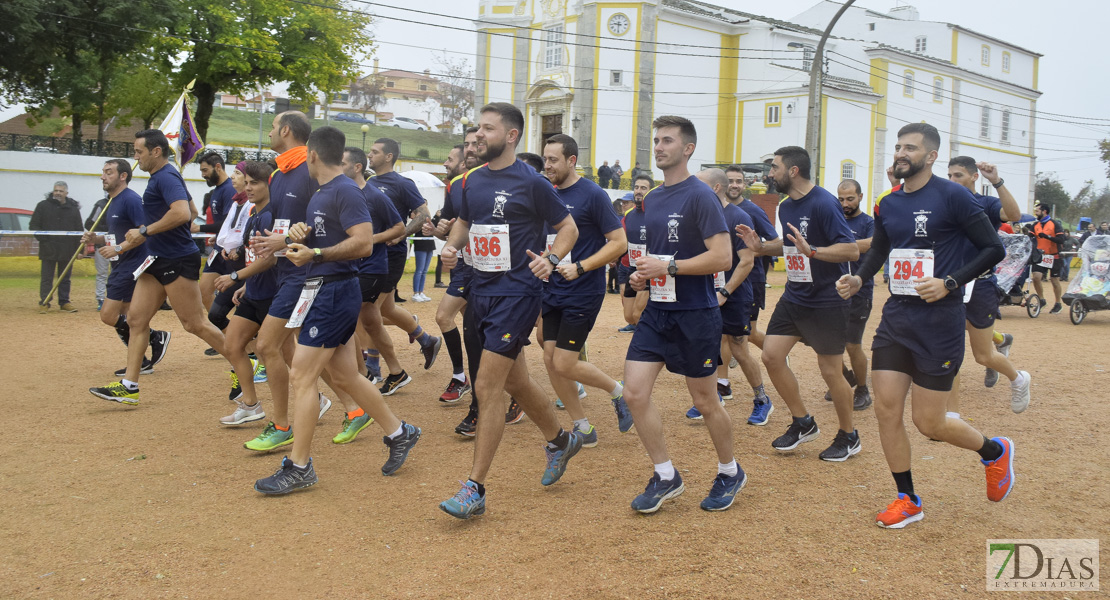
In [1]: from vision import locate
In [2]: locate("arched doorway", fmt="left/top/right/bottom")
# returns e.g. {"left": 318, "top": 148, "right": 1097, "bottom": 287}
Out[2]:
{"left": 525, "top": 80, "right": 573, "bottom": 154}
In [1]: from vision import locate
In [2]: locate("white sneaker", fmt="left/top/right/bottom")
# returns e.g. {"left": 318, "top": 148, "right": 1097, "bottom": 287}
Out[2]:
{"left": 417, "top": 293, "right": 431, "bottom": 302}
{"left": 1010, "top": 371, "right": 1030, "bottom": 414}
{"left": 220, "top": 400, "right": 265, "bottom": 425}
{"left": 318, "top": 393, "right": 333, "bottom": 420}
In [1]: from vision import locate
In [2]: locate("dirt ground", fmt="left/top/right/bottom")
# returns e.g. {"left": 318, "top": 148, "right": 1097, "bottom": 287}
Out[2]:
{"left": 1, "top": 271, "right": 1106, "bottom": 599}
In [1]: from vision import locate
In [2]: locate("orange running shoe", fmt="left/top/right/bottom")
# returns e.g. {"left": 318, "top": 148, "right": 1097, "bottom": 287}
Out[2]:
{"left": 876, "top": 493, "right": 923, "bottom": 529}
{"left": 983, "top": 436, "right": 1015, "bottom": 502}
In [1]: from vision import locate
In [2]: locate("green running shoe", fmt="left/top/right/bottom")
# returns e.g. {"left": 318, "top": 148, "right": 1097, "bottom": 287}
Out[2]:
{"left": 89, "top": 381, "right": 139, "bottom": 405}
{"left": 332, "top": 413, "right": 373, "bottom": 444}
{"left": 244, "top": 421, "right": 293, "bottom": 452}
{"left": 252, "top": 358, "right": 267, "bottom": 384}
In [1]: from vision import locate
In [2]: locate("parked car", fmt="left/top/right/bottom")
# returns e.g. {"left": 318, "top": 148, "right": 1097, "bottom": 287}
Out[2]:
{"left": 0, "top": 207, "right": 36, "bottom": 256}
{"left": 387, "top": 117, "right": 426, "bottom": 131}
{"left": 334, "top": 112, "right": 374, "bottom": 124}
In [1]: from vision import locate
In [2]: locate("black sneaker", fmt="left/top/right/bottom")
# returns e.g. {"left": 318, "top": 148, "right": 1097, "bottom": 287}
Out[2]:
{"left": 505, "top": 398, "right": 524, "bottom": 424}
{"left": 772, "top": 416, "right": 820, "bottom": 452}
{"left": 115, "top": 358, "right": 154, "bottom": 377}
{"left": 204, "top": 347, "right": 220, "bottom": 357}
{"left": 381, "top": 422, "right": 421, "bottom": 475}
{"left": 149, "top": 330, "right": 171, "bottom": 366}
{"left": 455, "top": 405, "right": 478, "bottom": 437}
{"left": 717, "top": 382, "right": 733, "bottom": 401}
{"left": 853, "top": 386, "right": 872, "bottom": 411}
{"left": 379, "top": 371, "right": 412, "bottom": 396}
{"left": 254, "top": 456, "right": 318, "bottom": 495}
{"left": 394, "top": 292, "right": 406, "bottom": 303}
{"left": 818, "top": 429, "right": 861, "bottom": 462}
{"left": 844, "top": 368, "right": 858, "bottom": 388}
{"left": 229, "top": 371, "right": 243, "bottom": 402}
{"left": 420, "top": 336, "right": 442, "bottom": 370}
{"left": 1049, "top": 302, "right": 1063, "bottom": 314}
{"left": 160, "top": 300, "right": 172, "bottom": 311}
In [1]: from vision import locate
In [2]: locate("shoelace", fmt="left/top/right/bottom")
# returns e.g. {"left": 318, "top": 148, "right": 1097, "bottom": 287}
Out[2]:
{"left": 452, "top": 481, "right": 480, "bottom": 506}
{"left": 230, "top": 372, "right": 240, "bottom": 387}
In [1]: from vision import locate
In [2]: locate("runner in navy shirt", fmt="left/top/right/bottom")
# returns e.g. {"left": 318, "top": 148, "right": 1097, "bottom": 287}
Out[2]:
{"left": 617, "top": 175, "right": 653, "bottom": 332}
{"left": 829, "top": 179, "right": 876, "bottom": 411}
{"left": 623, "top": 116, "right": 745, "bottom": 515}
{"left": 836, "top": 123, "right": 1013, "bottom": 530}
{"left": 737, "top": 146, "right": 861, "bottom": 463}
{"left": 254, "top": 126, "right": 421, "bottom": 496}
{"left": 438, "top": 102, "right": 582, "bottom": 520}
{"left": 725, "top": 165, "right": 779, "bottom": 336}
{"left": 539, "top": 134, "right": 631, "bottom": 445}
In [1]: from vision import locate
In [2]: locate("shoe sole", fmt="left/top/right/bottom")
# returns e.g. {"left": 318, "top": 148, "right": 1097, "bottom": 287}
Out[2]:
{"left": 90, "top": 391, "right": 138, "bottom": 405}
{"left": 150, "top": 332, "right": 171, "bottom": 366}
{"left": 440, "top": 502, "right": 485, "bottom": 519}
{"left": 506, "top": 413, "right": 525, "bottom": 425}
{"left": 455, "top": 429, "right": 476, "bottom": 437}
{"left": 984, "top": 369, "right": 998, "bottom": 388}
{"left": 439, "top": 384, "right": 471, "bottom": 403}
{"left": 220, "top": 411, "right": 267, "bottom": 426}
{"left": 333, "top": 418, "right": 374, "bottom": 444}
{"left": 747, "top": 403, "right": 774, "bottom": 426}
{"left": 244, "top": 436, "right": 294, "bottom": 452}
{"left": 773, "top": 426, "right": 820, "bottom": 452}
{"left": 1011, "top": 373, "right": 1030, "bottom": 414}
{"left": 115, "top": 367, "right": 154, "bottom": 376}
{"left": 633, "top": 483, "right": 685, "bottom": 514}
{"left": 254, "top": 479, "right": 317, "bottom": 495}
{"left": 423, "top": 337, "right": 442, "bottom": 370}
{"left": 820, "top": 441, "right": 861, "bottom": 462}
{"left": 380, "top": 376, "right": 412, "bottom": 396}
{"left": 853, "top": 398, "right": 873, "bottom": 411}
{"left": 877, "top": 512, "right": 924, "bottom": 529}
{"left": 988, "top": 437, "right": 1015, "bottom": 502}
{"left": 318, "top": 395, "right": 332, "bottom": 420}
{"left": 541, "top": 437, "right": 583, "bottom": 486}
{"left": 701, "top": 473, "right": 748, "bottom": 512}
{"left": 382, "top": 428, "right": 421, "bottom": 476}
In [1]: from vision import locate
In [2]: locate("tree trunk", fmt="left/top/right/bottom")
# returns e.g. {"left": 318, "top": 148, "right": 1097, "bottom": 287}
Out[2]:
{"left": 70, "top": 113, "right": 84, "bottom": 155}
{"left": 96, "top": 101, "right": 106, "bottom": 156}
{"left": 193, "top": 80, "right": 216, "bottom": 142}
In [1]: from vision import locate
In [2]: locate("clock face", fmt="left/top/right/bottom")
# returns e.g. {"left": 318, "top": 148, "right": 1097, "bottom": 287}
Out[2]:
{"left": 608, "top": 13, "right": 631, "bottom": 36}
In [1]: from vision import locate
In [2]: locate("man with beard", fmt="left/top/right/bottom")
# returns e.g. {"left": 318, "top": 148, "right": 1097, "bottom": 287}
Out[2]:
{"left": 437, "top": 102, "right": 582, "bottom": 519}
{"left": 836, "top": 123, "right": 1012, "bottom": 529}
{"left": 195, "top": 153, "right": 238, "bottom": 322}
{"left": 736, "top": 146, "right": 860, "bottom": 462}
{"left": 617, "top": 173, "right": 653, "bottom": 333}
{"left": 540, "top": 133, "right": 632, "bottom": 445}
{"left": 1029, "top": 202, "right": 1065, "bottom": 314}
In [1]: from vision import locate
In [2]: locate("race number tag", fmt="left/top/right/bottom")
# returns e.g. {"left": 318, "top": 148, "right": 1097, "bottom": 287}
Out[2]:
{"left": 963, "top": 280, "right": 974, "bottom": 304}
{"left": 1038, "top": 253, "right": 1054, "bottom": 269}
{"left": 714, "top": 271, "right": 726, "bottom": 289}
{"left": 469, "top": 223, "right": 511, "bottom": 272}
{"left": 104, "top": 234, "right": 118, "bottom": 262}
{"left": 244, "top": 247, "right": 256, "bottom": 267}
{"left": 133, "top": 255, "right": 156, "bottom": 280}
{"left": 462, "top": 242, "right": 473, "bottom": 266}
{"left": 272, "top": 219, "right": 290, "bottom": 257}
{"left": 888, "top": 248, "right": 934, "bottom": 296}
{"left": 783, "top": 246, "right": 812, "bottom": 283}
{"left": 627, "top": 243, "right": 646, "bottom": 267}
{"left": 545, "top": 234, "right": 572, "bottom": 266}
{"left": 648, "top": 253, "right": 677, "bottom": 302}
{"left": 286, "top": 277, "right": 323, "bottom": 329}
{"left": 206, "top": 249, "right": 218, "bottom": 267}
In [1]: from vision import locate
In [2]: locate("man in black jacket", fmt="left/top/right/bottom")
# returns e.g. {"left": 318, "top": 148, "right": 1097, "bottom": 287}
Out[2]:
{"left": 596, "top": 161, "right": 612, "bottom": 189}
{"left": 30, "top": 181, "right": 83, "bottom": 312}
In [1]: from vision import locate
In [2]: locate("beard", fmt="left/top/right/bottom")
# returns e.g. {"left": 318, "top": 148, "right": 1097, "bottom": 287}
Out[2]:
{"left": 893, "top": 157, "right": 925, "bottom": 179}
{"left": 726, "top": 188, "right": 742, "bottom": 201}
{"left": 203, "top": 173, "right": 219, "bottom": 186}
{"left": 773, "top": 172, "right": 791, "bottom": 192}
{"left": 478, "top": 138, "right": 505, "bottom": 163}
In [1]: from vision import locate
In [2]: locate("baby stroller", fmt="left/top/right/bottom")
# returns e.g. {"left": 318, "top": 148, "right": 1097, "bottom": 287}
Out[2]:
{"left": 1062, "top": 235, "right": 1110, "bottom": 325}
{"left": 994, "top": 233, "right": 1041, "bottom": 318}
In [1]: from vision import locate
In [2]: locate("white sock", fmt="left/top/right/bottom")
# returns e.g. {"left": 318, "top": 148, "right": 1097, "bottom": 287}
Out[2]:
{"left": 293, "top": 462, "right": 308, "bottom": 469}
{"left": 717, "top": 378, "right": 730, "bottom": 386}
{"left": 573, "top": 418, "right": 590, "bottom": 432}
{"left": 654, "top": 460, "right": 676, "bottom": 481}
{"left": 453, "top": 372, "right": 466, "bottom": 382}
{"left": 718, "top": 460, "right": 738, "bottom": 477}
{"left": 1010, "top": 371, "right": 1025, "bottom": 387}
{"left": 946, "top": 411, "right": 961, "bottom": 420}
{"left": 387, "top": 424, "right": 404, "bottom": 439}
{"left": 610, "top": 381, "right": 623, "bottom": 398}
{"left": 122, "top": 379, "right": 138, "bottom": 390}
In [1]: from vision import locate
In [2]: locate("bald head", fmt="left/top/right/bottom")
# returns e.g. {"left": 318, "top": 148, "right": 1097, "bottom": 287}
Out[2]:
{"left": 269, "top": 110, "right": 312, "bottom": 153}
{"left": 696, "top": 168, "right": 729, "bottom": 203}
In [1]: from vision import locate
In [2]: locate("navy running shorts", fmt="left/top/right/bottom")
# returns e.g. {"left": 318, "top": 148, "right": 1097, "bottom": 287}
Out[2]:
{"left": 766, "top": 299, "right": 849, "bottom": 356}
{"left": 720, "top": 297, "right": 751, "bottom": 337}
{"left": 626, "top": 305, "right": 721, "bottom": 378}
{"left": 144, "top": 253, "right": 201, "bottom": 285}
{"left": 298, "top": 277, "right": 360, "bottom": 348}
{"left": 871, "top": 297, "right": 965, "bottom": 390}
{"left": 965, "top": 278, "right": 1000, "bottom": 330}
{"left": 106, "top": 265, "right": 136, "bottom": 302}
{"left": 467, "top": 294, "right": 539, "bottom": 359}
{"left": 446, "top": 264, "right": 472, "bottom": 299}
{"left": 233, "top": 294, "right": 273, "bottom": 326}
{"left": 267, "top": 279, "right": 302, "bottom": 320}
{"left": 359, "top": 273, "right": 392, "bottom": 304}
{"left": 845, "top": 295, "right": 873, "bottom": 345}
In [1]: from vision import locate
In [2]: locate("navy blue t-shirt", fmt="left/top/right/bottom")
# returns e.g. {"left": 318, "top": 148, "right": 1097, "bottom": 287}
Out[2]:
{"left": 623, "top": 206, "right": 647, "bottom": 266}
{"left": 105, "top": 188, "right": 146, "bottom": 271}
{"left": 721, "top": 202, "right": 755, "bottom": 308}
{"left": 208, "top": 178, "right": 236, "bottom": 233}
{"left": 269, "top": 159, "right": 317, "bottom": 283}
{"left": 777, "top": 185, "right": 855, "bottom": 308}
{"left": 371, "top": 171, "right": 426, "bottom": 257}
{"left": 459, "top": 160, "right": 569, "bottom": 297}
{"left": 359, "top": 181, "right": 402, "bottom": 276}
{"left": 845, "top": 211, "right": 876, "bottom": 300}
{"left": 738, "top": 199, "right": 778, "bottom": 283}
{"left": 142, "top": 164, "right": 196, "bottom": 259}
{"left": 972, "top": 193, "right": 1003, "bottom": 231}
{"left": 547, "top": 178, "right": 622, "bottom": 297}
{"left": 303, "top": 176, "right": 373, "bottom": 279}
{"left": 243, "top": 204, "right": 280, "bottom": 301}
{"left": 641, "top": 176, "right": 727, "bottom": 311}
{"left": 878, "top": 175, "right": 985, "bottom": 305}
{"left": 442, "top": 175, "right": 474, "bottom": 276}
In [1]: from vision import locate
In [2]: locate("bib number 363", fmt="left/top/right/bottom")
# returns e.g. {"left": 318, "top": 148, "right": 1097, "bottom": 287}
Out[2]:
{"left": 783, "top": 246, "right": 812, "bottom": 283}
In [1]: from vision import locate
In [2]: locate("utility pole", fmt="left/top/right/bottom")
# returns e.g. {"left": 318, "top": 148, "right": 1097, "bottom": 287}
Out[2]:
{"left": 804, "top": 0, "right": 854, "bottom": 186}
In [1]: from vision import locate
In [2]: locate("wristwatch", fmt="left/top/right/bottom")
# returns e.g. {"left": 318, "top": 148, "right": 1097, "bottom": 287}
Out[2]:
{"left": 230, "top": 271, "right": 239, "bottom": 281}
{"left": 667, "top": 258, "right": 678, "bottom": 277}
{"left": 718, "top": 288, "right": 731, "bottom": 298}
{"left": 113, "top": 244, "right": 123, "bottom": 253}
{"left": 809, "top": 247, "right": 818, "bottom": 258}
{"left": 138, "top": 225, "right": 148, "bottom": 236}
{"left": 992, "top": 178, "right": 1005, "bottom": 189}
{"left": 284, "top": 236, "right": 292, "bottom": 246}
{"left": 575, "top": 261, "right": 585, "bottom": 277}
{"left": 312, "top": 248, "right": 324, "bottom": 263}
{"left": 943, "top": 276, "right": 959, "bottom": 291}
{"left": 547, "top": 253, "right": 561, "bottom": 267}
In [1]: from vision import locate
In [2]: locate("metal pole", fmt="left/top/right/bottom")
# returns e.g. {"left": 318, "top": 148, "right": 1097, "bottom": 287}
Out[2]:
{"left": 805, "top": 0, "right": 855, "bottom": 186}
{"left": 258, "top": 87, "right": 265, "bottom": 153}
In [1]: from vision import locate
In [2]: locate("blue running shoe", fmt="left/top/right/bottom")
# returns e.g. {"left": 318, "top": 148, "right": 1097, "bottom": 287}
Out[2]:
{"left": 440, "top": 480, "right": 486, "bottom": 519}
{"left": 252, "top": 359, "right": 267, "bottom": 383}
{"left": 554, "top": 397, "right": 565, "bottom": 409}
{"left": 576, "top": 382, "right": 587, "bottom": 399}
{"left": 631, "top": 472, "right": 685, "bottom": 514}
{"left": 747, "top": 397, "right": 774, "bottom": 426}
{"left": 700, "top": 469, "right": 748, "bottom": 511}
{"left": 381, "top": 422, "right": 421, "bottom": 476}
{"left": 541, "top": 432, "right": 584, "bottom": 486}
{"left": 686, "top": 393, "right": 725, "bottom": 420}
{"left": 254, "top": 456, "right": 317, "bottom": 495}
{"left": 612, "top": 394, "right": 634, "bottom": 433}
{"left": 617, "top": 323, "right": 636, "bottom": 333}
{"left": 573, "top": 422, "right": 598, "bottom": 448}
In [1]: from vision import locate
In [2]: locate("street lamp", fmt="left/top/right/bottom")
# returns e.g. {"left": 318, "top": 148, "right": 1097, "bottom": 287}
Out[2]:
{"left": 360, "top": 123, "right": 370, "bottom": 150}
{"left": 460, "top": 116, "right": 470, "bottom": 140}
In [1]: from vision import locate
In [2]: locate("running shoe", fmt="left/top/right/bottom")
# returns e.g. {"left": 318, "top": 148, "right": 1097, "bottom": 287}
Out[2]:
{"left": 573, "top": 422, "right": 598, "bottom": 448}
{"left": 439, "top": 377, "right": 471, "bottom": 403}
{"left": 97, "top": 299, "right": 104, "bottom": 311}
{"left": 381, "top": 422, "right": 421, "bottom": 475}
{"left": 364, "top": 355, "right": 381, "bottom": 383}
{"left": 717, "top": 381, "right": 733, "bottom": 401}
{"left": 440, "top": 480, "right": 485, "bottom": 519}
{"left": 89, "top": 381, "right": 139, "bottom": 405}
{"left": 984, "top": 366, "right": 999, "bottom": 388}
{"left": 332, "top": 412, "right": 373, "bottom": 444}
{"left": 228, "top": 371, "right": 242, "bottom": 402}
{"left": 818, "top": 429, "right": 861, "bottom": 462}
{"left": 149, "top": 330, "right": 171, "bottom": 366}
{"left": 407, "top": 315, "right": 420, "bottom": 344}
{"left": 997, "top": 333, "right": 1014, "bottom": 357}
{"left": 685, "top": 393, "right": 725, "bottom": 420}
{"left": 220, "top": 400, "right": 266, "bottom": 426}
{"left": 541, "top": 432, "right": 583, "bottom": 486}
{"left": 729, "top": 356, "right": 738, "bottom": 369}
{"left": 244, "top": 422, "right": 293, "bottom": 452}
{"left": 617, "top": 323, "right": 636, "bottom": 333}
{"left": 876, "top": 493, "right": 923, "bottom": 529}
{"left": 60, "top": 302, "right": 77, "bottom": 313}
{"left": 983, "top": 437, "right": 1015, "bottom": 502}
{"left": 505, "top": 398, "right": 525, "bottom": 424}
{"left": 747, "top": 396, "right": 774, "bottom": 426}
{"left": 853, "top": 386, "right": 873, "bottom": 411}
{"left": 1049, "top": 302, "right": 1063, "bottom": 314}
{"left": 613, "top": 394, "right": 634, "bottom": 433}
{"left": 38, "top": 302, "right": 50, "bottom": 314}
{"left": 318, "top": 393, "right": 332, "bottom": 419}
{"left": 554, "top": 397, "right": 565, "bottom": 409}
{"left": 204, "top": 347, "right": 219, "bottom": 357}
{"left": 455, "top": 405, "right": 478, "bottom": 437}
{"left": 253, "top": 360, "right": 267, "bottom": 383}
{"left": 114, "top": 358, "right": 153, "bottom": 377}
{"left": 420, "top": 336, "right": 442, "bottom": 370}
{"left": 576, "top": 382, "right": 587, "bottom": 399}
{"left": 254, "top": 456, "right": 317, "bottom": 495}
{"left": 700, "top": 469, "right": 747, "bottom": 511}
{"left": 379, "top": 371, "right": 412, "bottom": 396}
{"left": 630, "top": 472, "right": 685, "bottom": 514}
{"left": 1010, "top": 371, "right": 1031, "bottom": 414}
{"left": 772, "top": 416, "right": 820, "bottom": 452}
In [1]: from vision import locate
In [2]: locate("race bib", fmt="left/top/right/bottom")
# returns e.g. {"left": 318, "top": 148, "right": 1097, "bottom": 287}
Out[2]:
{"left": 104, "top": 234, "right": 118, "bottom": 262}
{"left": 963, "top": 279, "right": 974, "bottom": 304}
{"left": 888, "top": 248, "right": 934, "bottom": 296}
{"left": 627, "top": 243, "right": 646, "bottom": 267}
{"left": 206, "top": 249, "right": 218, "bottom": 267}
{"left": 133, "top": 255, "right": 156, "bottom": 280}
{"left": 244, "top": 247, "right": 256, "bottom": 267}
{"left": 286, "top": 277, "right": 322, "bottom": 329}
{"left": 714, "top": 271, "right": 726, "bottom": 289}
{"left": 469, "top": 224, "right": 511, "bottom": 272}
{"left": 462, "top": 242, "right": 473, "bottom": 266}
{"left": 648, "top": 253, "right": 676, "bottom": 302}
{"left": 273, "top": 219, "right": 290, "bottom": 257}
{"left": 1038, "top": 253, "right": 1054, "bottom": 269}
{"left": 545, "top": 234, "right": 572, "bottom": 266}
{"left": 783, "top": 246, "right": 812, "bottom": 283}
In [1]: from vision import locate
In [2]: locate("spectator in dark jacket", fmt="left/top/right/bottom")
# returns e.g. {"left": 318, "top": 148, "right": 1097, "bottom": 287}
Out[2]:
{"left": 30, "top": 181, "right": 83, "bottom": 312}
{"left": 1079, "top": 223, "right": 1096, "bottom": 246}
{"left": 597, "top": 161, "right": 612, "bottom": 189}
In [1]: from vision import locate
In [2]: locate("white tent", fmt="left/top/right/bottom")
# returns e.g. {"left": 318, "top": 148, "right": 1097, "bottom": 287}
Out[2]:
{"left": 399, "top": 170, "right": 446, "bottom": 254}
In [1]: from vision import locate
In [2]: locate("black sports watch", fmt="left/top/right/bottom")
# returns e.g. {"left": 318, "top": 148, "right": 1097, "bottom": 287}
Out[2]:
{"left": 575, "top": 261, "right": 585, "bottom": 277}
{"left": 667, "top": 258, "right": 678, "bottom": 277}
{"left": 547, "top": 253, "right": 561, "bottom": 267}
{"left": 992, "top": 178, "right": 1005, "bottom": 189}
{"left": 943, "top": 276, "right": 959, "bottom": 291}
{"left": 230, "top": 271, "right": 239, "bottom": 281}
{"left": 312, "top": 248, "right": 324, "bottom": 263}
{"left": 138, "top": 225, "right": 148, "bottom": 236}
{"left": 718, "top": 288, "right": 731, "bottom": 298}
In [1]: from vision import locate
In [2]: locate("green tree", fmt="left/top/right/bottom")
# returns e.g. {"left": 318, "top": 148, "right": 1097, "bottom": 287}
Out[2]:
{"left": 1100, "top": 139, "right": 1110, "bottom": 179}
{"left": 167, "top": 0, "right": 373, "bottom": 141}
{"left": 1035, "top": 172, "right": 1072, "bottom": 221}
